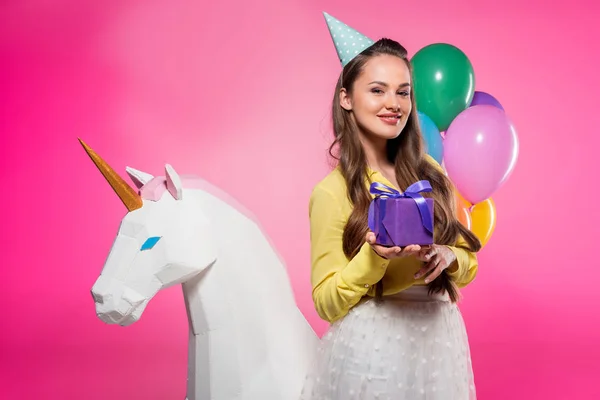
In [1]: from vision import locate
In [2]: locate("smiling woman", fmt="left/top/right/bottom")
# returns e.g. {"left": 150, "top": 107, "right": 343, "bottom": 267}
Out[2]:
{"left": 340, "top": 65, "right": 412, "bottom": 141}
{"left": 299, "top": 13, "right": 481, "bottom": 400}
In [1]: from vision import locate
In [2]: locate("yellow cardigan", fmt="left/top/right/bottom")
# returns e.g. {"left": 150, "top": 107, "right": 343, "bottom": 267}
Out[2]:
{"left": 308, "top": 155, "right": 478, "bottom": 323}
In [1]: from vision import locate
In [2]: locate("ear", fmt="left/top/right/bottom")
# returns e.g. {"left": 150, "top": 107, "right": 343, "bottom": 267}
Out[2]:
{"left": 339, "top": 87, "right": 353, "bottom": 111}
{"left": 126, "top": 167, "right": 154, "bottom": 189}
{"left": 165, "top": 164, "right": 183, "bottom": 200}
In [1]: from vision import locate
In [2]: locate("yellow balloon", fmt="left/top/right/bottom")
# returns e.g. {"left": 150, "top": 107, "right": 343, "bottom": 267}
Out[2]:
{"left": 470, "top": 198, "right": 497, "bottom": 248}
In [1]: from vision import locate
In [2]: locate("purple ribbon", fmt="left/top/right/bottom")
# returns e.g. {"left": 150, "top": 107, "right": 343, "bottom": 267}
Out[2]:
{"left": 368, "top": 181, "right": 434, "bottom": 239}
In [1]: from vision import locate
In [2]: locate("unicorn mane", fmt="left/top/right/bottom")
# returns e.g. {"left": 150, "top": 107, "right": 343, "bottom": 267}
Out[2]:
{"left": 140, "top": 175, "right": 258, "bottom": 225}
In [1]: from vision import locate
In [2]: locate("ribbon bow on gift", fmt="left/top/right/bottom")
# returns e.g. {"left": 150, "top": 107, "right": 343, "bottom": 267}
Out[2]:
{"left": 367, "top": 181, "right": 434, "bottom": 237}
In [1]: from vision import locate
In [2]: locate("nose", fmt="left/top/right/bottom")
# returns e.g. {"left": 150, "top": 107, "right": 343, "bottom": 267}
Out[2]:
{"left": 385, "top": 96, "right": 400, "bottom": 112}
{"left": 386, "top": 100, "right": 400, "bottom": 112}
{"left": 91, "top": 276, "right": 146, "bottom": 324}
{"left": 91, "top": 278, "right": 118, "bottom": 323}
{"left": 91, "top": 275, "right": 112, "bottom": 305}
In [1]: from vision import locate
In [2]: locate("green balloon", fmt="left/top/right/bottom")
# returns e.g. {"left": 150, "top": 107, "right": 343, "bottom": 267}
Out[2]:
{"left": 411, "top": 43, "right": 475, "bottom": 131}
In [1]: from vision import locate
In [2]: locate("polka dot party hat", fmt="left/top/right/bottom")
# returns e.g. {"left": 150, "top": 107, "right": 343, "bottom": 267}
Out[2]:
{"left": 323, "top": 11, "right": 374, "bottom": 67}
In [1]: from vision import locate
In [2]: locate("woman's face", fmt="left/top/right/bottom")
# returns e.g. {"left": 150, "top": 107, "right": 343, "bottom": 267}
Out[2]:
{"left": 340, "top": 54, "right": 412, "bottom": 142}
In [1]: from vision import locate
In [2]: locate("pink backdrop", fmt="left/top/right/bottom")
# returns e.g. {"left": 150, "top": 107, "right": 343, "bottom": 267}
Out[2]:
{"left": 2, "top": 0, "right": 599, "bottom": 398}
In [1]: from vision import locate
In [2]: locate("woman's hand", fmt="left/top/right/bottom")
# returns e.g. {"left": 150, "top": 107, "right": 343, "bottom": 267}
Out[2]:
{"left": 365, "top": 232, "right": 422, "bottom": 259}
{"left": 413, "top": 244, "right": 457, "bottom": 283}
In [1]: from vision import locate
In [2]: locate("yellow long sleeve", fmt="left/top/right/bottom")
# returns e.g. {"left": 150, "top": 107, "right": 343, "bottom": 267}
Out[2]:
{"left": 308, "top": 158, "right": 480, "bottom": 324}
{"left": 446, "top": 235, "right": 479, "bottom": 287}
{"left": 309, "top": 185, "right": 389, "bottom": 323}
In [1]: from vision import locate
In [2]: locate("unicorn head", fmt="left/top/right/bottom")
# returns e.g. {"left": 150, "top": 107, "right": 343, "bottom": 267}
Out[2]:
{"left": 80, "top": 139, "right": 217, "bottom": 326}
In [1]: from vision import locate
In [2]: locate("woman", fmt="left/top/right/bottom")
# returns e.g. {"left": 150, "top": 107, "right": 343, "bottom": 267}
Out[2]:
{"left": 300, "top": 15, "right": 481, "bottom": 400}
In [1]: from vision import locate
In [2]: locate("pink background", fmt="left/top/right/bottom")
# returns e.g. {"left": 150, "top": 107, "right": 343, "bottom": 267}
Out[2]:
{"left": 2, "top": 0, "right": 599, "bottom": 398}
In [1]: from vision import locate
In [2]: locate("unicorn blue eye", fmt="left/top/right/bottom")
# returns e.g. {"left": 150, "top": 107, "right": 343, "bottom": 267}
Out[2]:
{"left": 141, "top": 236, "right": 161, "bottom": 251}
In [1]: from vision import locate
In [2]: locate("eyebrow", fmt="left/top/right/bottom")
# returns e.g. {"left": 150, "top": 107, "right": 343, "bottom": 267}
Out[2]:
{"left": 368, "top": 81, "right": 411, "bottom": 88}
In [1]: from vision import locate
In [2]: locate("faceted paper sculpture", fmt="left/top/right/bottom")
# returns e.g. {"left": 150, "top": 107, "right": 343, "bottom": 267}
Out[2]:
{"left": 80, "top": 139, "right": 319, "bottom": 400}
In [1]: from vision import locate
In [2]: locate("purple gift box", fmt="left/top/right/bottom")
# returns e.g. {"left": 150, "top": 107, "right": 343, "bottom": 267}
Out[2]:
{"left": 367, "top": 181, "right": 435, "bottom": 247}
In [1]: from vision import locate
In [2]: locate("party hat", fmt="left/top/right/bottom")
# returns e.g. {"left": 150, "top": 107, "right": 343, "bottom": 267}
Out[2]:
{"left": 323, "top": 12, "right": 374, "bottom": 67}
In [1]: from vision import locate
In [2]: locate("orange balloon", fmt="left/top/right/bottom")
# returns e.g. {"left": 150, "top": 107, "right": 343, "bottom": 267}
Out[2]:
{"left": 470, "top": 198, "right": 497, "bottom": 248}
{"left": 455, "top": 193, "right": 472, "bottom": 230}
{"left": 456, "top": 192, "right": 472, "bottom": 208}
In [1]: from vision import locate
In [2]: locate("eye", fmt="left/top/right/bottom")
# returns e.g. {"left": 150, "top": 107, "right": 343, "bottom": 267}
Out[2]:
{"left": 398, "top": 91, "right": 410, "bottom": 97}
{"left": 371, "top": 88, "right": 384, "bottom": 94}
{"left": 141, "top": 236, "right": 161, "bottom": 251}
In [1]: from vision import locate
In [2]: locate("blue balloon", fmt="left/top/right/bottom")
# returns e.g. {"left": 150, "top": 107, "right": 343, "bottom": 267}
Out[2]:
{"left": 417, "top": 111, "right": 444, "bottom": 164}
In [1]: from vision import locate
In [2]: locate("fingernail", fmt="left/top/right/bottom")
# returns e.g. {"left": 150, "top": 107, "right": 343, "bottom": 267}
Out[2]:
{"left": 424, "top": 279, "right": 430, "bottom": 283}
{"left": 395, "top": 248, "right": 401, "bottom": 253}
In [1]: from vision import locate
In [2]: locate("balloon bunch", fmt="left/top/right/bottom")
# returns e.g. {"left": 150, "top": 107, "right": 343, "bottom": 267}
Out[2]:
{"left": 412, "top": 44, "right": 519, "bottom": 249}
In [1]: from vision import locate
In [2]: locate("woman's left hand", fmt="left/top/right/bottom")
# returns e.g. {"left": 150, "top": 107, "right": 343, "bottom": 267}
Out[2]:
{"left": 413, "top": 245, "right": 457, "bottom": 283}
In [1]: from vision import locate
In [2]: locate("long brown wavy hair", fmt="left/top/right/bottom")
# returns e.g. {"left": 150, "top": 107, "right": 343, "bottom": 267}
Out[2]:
{"left": 328, "top": 38, "right": 481, "bottom": 302}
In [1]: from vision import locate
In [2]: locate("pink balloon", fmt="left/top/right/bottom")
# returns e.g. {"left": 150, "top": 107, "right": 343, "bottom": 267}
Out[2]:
{"left": 444, "top": 105, "right": 519, "bottom": 204}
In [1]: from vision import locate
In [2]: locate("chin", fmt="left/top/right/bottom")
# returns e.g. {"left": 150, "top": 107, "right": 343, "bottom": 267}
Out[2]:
{"left": 377, "top": 126, "right": 405, "bottom": 140}
{"left": 365, "top": 129, "right": 401, "bottom": 142}
{"left": 359, "top": 120, "right": 407, "bottom": 141}
{"left": 379, "top": 120, "right": 407, "bottom": 139}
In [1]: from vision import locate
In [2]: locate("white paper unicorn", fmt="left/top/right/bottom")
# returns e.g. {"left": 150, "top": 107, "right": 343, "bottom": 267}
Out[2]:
{"left": 79, "top": 139, "right": 319, "bottom": 400}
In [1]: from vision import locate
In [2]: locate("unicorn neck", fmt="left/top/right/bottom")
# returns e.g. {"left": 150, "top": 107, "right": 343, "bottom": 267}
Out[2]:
{"left": 181, "top": 267, "right": 243, "bottom": 399}
{"left": 180, "top": 261, "right": 317, "bottom": 400}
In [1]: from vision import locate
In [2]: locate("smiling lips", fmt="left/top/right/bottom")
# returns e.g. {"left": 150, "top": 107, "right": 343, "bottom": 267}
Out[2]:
{"left": 378, "top": 113, "right": 401, "bottom": 125}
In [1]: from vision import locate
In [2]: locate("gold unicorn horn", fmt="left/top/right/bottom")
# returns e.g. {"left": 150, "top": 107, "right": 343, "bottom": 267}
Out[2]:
{"left": 78, "top": 138, "right": 143, "bottom": 212}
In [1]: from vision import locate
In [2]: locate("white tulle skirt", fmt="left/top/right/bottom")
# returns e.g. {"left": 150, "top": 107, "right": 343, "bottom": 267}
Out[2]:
{"left": 300, "top": 285, "right": 476, "bottom": 400}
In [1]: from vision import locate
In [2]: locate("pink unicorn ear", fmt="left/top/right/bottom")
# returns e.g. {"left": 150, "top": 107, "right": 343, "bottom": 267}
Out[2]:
{"left": 126, "top": 167, "right": 154, "bottom": 189}
{"left": 165, "top": 164, "right": 183, "bottom": 200}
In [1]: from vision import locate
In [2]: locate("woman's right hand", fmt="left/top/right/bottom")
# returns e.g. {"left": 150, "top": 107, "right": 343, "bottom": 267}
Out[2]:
{"left": 366, "top": 231, "right": 422, "bottom": 259}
